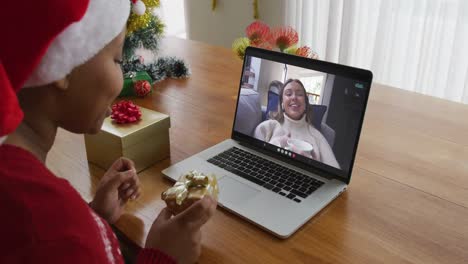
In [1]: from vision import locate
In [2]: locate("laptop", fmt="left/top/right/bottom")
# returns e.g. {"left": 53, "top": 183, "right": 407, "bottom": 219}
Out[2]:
{"left": 162, "top": 47, "right": 372, "bottom": 238}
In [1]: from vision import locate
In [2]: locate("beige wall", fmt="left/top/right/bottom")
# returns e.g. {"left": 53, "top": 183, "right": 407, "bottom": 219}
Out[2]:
{"left": 184, "top": 0, "right": 285, "bottom": 48}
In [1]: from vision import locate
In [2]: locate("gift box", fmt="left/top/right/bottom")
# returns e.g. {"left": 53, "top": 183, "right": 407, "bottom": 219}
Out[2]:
{"left": 119, "top": 71, "right": 152, "bottom": 97}
{"left": 84, "top": 106, "right": 170, "bottom": 172}
{"left": 162, "top": 170, "right": 219, "bottom": 214}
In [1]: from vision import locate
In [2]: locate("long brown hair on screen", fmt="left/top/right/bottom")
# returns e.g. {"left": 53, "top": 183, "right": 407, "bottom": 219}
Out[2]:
{"left": 275, "top": 79, "right": 313, "bottom": 124}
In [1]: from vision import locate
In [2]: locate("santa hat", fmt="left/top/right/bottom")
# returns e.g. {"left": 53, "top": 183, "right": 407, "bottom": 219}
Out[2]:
{"left": 0, "top": 0, "right": 130, "bottom": 138}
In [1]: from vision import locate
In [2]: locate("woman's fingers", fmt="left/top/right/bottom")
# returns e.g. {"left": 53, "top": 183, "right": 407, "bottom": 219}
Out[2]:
{"left": 120, "top": 182, "right": 131, "bottom": 190}
{"left": 125, "top": 188, "right": 134, "bottom": 197}
{"left": 118, "top": 183, "right": 140, "bottom": 202}
{"left": 124, "top": 187, "right": 137, "bottom": 197}
{"left": 279, "top": 132, "right": 292, "bottom": 148}
{"left": 279, "top": 136, "right": 289, "bottom": 148}
{"left": 133, "top": 189, "right": 141, "bottom": 199}
{"left": 119, "top": 178, "right": 136, "bottom": 190}
{"left": 108, "top": 158, "right": 141, "bottom": 203}
{"left": 110, "top": 157, "right": 135, "bottom": 172}
{"left": 118, "top": 170, "right": 140, "bottom": 193}
{"left": 175, "top": 196, "right": 217, "bottom": 230}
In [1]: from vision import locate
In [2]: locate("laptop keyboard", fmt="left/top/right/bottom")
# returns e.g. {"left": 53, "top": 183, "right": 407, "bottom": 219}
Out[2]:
{"left": 207, "top": 147, "right": 324, "bottom": 203}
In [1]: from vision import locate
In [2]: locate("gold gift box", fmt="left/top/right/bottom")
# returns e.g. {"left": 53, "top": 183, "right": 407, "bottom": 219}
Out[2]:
{"left": 84, "top": 107, "right": 170, "bottom": 172}
{"left": 162, "top": 170, "right": 219, "bottom": 215}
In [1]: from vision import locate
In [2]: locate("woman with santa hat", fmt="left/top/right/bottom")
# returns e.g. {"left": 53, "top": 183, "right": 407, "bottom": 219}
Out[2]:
{"left": 0, "top": 1, "right": 216, "bottom": 263}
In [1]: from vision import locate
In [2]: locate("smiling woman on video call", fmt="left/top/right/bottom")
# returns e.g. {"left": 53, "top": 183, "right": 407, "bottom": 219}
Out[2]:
{"left": 254, "top": 79, "right": 340, "bottom": 169}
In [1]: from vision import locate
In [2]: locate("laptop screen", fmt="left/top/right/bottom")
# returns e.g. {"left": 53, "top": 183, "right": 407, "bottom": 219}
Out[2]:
{"left": 232, "top": 48, "right": 372, "bottom": 181}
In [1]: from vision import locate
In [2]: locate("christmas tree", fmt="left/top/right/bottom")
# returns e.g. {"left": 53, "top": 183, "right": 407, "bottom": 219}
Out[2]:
{"left": 120, "top": 0, "right": 190, "bottom": 97}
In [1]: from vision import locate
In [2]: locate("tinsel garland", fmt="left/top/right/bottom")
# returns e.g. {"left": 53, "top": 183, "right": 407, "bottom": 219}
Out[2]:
{"left": 122, "top": 57, "right": 191, "bottom": 83}
{"left": 123, "top": 0, "right": 190, "bottom": 87}
{"left": 141, "top": 0, "right": 160, "bottom": 7}
{"left": 123, "top": 17, "right": 165, "bottom": 60}
{"left": 127, "top": 0, "right": 161, "bottom": 33}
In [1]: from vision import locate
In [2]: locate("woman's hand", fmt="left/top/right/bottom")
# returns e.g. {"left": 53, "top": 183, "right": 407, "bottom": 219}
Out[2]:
{"left": 278, "top": 133, "right": 319, "bottom": 160}
{"left": 278, "top": 133, "right": 291, "bottom": 148}
{"left": 145, "top": 196, "right": 217, "bottom": 264}
{"left": 90, "top": 157, "right": 141, "bottom": 224}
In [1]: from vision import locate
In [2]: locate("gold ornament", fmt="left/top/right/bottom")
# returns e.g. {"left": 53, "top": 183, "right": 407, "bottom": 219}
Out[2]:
{"left": 212, "top": 0, "right": 217, "bottom": 11}
{"left": 210, "top": 0, "right": 259, "bottom": 19}
{"left": 253, "top": 0, "right": 259, "bottom": 19}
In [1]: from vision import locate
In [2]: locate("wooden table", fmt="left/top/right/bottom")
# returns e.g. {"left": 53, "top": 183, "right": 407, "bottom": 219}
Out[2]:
{"left": 47, "top": 37, "right": 468, "bottom": 263}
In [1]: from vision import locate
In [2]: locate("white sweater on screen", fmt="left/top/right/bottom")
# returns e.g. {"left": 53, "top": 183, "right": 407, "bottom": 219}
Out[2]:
{"left": 254, "top": 114, "right": 340, "bottom": 169}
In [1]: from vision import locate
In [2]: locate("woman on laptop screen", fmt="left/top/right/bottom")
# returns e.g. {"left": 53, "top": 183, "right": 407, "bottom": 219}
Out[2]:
{"left": 254, "top": 79, "right": 340, "bottom": 169}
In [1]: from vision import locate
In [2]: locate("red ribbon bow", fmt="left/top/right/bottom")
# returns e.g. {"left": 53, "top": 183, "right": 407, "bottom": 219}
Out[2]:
{"left": 111, "top": 100, "right": 142, "bottom": 124}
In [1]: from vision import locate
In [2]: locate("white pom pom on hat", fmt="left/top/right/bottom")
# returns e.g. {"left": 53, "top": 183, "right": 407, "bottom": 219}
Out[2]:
{"left": 132, "top": 0, "right": 146, "bottom": 15}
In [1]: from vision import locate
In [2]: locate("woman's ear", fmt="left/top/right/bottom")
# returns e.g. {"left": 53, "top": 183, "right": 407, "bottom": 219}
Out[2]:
{"left": 53, "top": 76, "right": 70, "bottom": 90}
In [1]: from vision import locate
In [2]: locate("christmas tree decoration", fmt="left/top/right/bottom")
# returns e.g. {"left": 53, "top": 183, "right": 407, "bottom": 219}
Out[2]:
{"left": 233, "top": 21, "right": 318, "bottom": 60}
{"left": 111, "top": 100, "right": 142, "bottom": 124}
{"left": 132, "top": 18, "right": 164, "bottom": 52}
{"left": 127, "top": 0, "right": 160, "bottom": 33}
{"left": 122, "top": 57, "right": 190, "bottom": 83}
{"left": 119, "top": 71, "right": 152, "bottom": 97}
{"left": 122, "top": 0, "right": 190, "bottom": 95}
{"left": 134, "top": 80, "right": 152, "bottom": 97}
{"left": 161, "top": 57, "right": 191, "bottom": 78}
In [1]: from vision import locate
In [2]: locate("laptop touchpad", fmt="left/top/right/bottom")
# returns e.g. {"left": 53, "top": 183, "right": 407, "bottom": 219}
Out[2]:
{"left": 218, "top": 176, "right": 260, "bottom": 205}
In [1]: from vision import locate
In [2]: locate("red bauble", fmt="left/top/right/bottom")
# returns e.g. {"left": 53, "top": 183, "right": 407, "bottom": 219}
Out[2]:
{"left": 111, "top": 100, "right": 142, "bottom": 124}
{"left": 134, "top": 80, "right": 151, "bottom": 97}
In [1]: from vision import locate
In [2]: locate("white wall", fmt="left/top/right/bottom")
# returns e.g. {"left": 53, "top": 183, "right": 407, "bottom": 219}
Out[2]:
{"left": 158, "top": 0, "right": 187, "bottom": 38}
{"left": 184, "top": 0, "right": 285, "bottom": 48}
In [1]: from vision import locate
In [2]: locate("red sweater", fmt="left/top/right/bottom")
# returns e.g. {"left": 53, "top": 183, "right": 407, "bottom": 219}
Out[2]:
{"left": 0, "top": 144, "right": 176, "bottom": 264}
